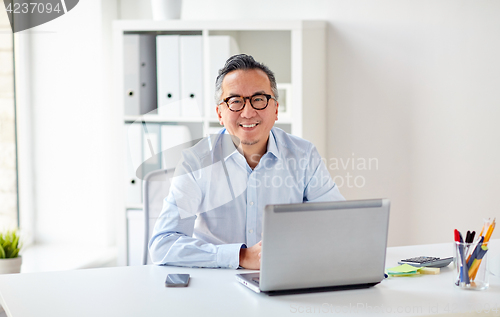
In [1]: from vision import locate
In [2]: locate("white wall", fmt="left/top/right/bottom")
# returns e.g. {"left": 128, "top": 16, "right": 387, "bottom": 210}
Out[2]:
{"left": 0, "top": 8, "right": 17, "bottom": 230}
{"left": 24, "top": 0, "right": 500, "bottom": 249}
{"left": 179, "top": 0, "right": 500, "bottom": 246}
{"left": 322, "top": 1, "right": 500, "bottom": 246}
{"left": 24, "top": 0, "right": 119, "bottom": 246}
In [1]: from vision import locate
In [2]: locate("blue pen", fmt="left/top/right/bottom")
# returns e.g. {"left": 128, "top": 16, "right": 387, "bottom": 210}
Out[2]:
{"left": 467, "top": 236, "right": 484, "bottom": 267}
{"left": 458, "top": 232, "right": 470, "bottom": 285}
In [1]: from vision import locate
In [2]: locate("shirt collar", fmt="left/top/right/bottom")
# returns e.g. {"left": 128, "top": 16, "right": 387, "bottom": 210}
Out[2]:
{"left": 217, "top": 127, "right": 281, "bottom": 161}
{"left": 219, "top": 129, "right": 239, "bottom": 162}
{"left": 266, "top": 128, "right": 280, "bottom": 160}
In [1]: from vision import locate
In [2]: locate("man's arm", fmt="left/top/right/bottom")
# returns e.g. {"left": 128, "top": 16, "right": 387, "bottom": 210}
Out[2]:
{"left": 148, "top": 150, "right": 245, "bottom": 269}
{"left": 148, "top": 201, "right": 244, "bottom": 269}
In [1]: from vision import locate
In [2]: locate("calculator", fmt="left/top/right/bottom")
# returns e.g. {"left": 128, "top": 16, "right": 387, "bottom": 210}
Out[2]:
{"left": 398, "top": 256, "right": 454, "bottom": 268}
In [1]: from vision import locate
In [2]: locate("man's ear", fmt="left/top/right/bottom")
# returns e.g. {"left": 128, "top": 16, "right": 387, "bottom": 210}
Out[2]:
{"left": 275, "top": 101, "right": 279, "bottom": 121}
{"left": 216, "top": 104, "right": 223, "bottom": 125}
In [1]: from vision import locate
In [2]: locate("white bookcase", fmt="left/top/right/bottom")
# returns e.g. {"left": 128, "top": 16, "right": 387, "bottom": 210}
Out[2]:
{"left": 113, "top": 20, "right": 327, "bottom": 266}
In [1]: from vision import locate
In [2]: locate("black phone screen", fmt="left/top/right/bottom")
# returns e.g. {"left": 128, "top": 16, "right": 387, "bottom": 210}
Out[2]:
{"left": 165, "top": 274, "right": 190, "bottom": 287}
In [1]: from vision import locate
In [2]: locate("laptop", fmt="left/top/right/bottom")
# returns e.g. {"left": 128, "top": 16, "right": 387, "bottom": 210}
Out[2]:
{"left": 236, "top": 199, "right": 390, "bottom": 295}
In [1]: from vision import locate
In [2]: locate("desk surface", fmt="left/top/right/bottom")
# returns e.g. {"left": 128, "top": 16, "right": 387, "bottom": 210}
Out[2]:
{"left": 1, "top": 241, "right": 499, "bottom": 317}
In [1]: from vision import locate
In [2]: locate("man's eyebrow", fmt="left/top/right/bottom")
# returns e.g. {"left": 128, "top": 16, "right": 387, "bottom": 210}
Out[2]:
{"left": 226, "top": 91, "right": 267, "bottom": 97}
{"left": 252, "top": 91, "right": 267, "bottom": 95}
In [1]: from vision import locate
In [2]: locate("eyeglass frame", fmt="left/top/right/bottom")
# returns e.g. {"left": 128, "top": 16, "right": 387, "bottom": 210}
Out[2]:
{"left": 218, "top": 93, "right": 277, "bottom": 112}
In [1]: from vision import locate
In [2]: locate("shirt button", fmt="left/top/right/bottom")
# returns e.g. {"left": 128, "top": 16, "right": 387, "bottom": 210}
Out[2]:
{"left": 249, "top": 201, "right": 254, "bottom": 206}
{"left": 249, "top": 229, "right": 254, "bottom": 233}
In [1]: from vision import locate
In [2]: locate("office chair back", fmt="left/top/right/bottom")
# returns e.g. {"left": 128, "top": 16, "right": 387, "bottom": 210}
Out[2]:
{"left": 143, "top": 168, "right": 174, "bottom": 265}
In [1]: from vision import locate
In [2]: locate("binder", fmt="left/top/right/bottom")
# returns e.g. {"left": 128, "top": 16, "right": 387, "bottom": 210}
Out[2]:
{"left": 123, "top": 35, "right": 140, "bottom": 116}
{"left": 208, "top": 36, "right": 240, "bottom": 118}
{"left": 156, "top": 35, "right": 181, "bottom": 117}
{"left": 124, "top": 123, "right": 142, "bottom": 205}
{"left": 142, "top": 123, "right": 161, "bottom": 177}
{"left": 123, "top": 34, "right": 157, "bottom": 116}
{"left": 160, "top": 125, "right": 192, "bottom": 169}
{"left": 180, "top": 35, "right": 204, "bottom": 117}
{"left": 139, "top": 35, "right": 158, "bottom": 115}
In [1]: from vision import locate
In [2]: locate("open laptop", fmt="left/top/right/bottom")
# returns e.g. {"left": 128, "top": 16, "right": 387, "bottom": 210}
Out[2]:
{"left": 236, "top": 199, "right": 390, "bottom": 295}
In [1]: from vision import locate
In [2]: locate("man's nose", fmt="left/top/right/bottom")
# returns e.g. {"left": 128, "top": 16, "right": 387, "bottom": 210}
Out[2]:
{"left": 240, "top": 99, "right": 257, "bottom": 117}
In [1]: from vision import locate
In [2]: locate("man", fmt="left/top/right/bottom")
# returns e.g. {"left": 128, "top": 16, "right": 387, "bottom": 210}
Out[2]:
{"left": 149, "top": 54, "right": 344, "bottom": 269}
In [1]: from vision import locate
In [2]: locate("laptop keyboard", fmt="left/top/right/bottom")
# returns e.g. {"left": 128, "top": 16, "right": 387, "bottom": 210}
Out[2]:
{"left": 252, "top": 277, "right": 260, "bottom": 285}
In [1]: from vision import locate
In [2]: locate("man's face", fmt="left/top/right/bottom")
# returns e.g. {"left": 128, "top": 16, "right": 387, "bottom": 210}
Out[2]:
{"left": 216, "top": 69, "right": 278, "bottom": 151}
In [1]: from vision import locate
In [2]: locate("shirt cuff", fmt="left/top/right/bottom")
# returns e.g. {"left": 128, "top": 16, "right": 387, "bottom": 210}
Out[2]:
{"left": 216, "top": 243, "right": 246, "bottom": 269}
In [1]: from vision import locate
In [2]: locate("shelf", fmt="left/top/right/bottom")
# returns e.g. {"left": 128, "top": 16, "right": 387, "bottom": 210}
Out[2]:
{"left": 115, "top": 20, "right": 327, "bottom": 266}
{"left": 124, "top": 114, "right": 292, "bottom": 125}
{"left": 114, "top": 20, "right": 326, "bottom": 32}
{"left": 124, "top": 115, "right": 204, "bottom": 123}
{"left": 126, "top": 204, "right": 143, "bottom": 210}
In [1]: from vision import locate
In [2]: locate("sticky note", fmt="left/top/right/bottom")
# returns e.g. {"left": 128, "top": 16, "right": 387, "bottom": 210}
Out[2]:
{"left": 419, "top": 267, "right": 440, "bottom": 275}
{"left": 386, "top": 264, "right": 420, "bottom": 274}
{"left": 388, "top": 272, "right": 421, "bottom": 277}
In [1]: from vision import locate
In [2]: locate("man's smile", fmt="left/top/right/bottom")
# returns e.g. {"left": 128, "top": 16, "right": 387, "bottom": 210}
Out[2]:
{"left": 239, "top": 122, "right": 259, "bottom": 129}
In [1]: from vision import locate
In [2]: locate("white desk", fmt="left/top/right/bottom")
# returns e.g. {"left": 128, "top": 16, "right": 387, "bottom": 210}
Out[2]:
{"left": 0, "top": 241, "right": 499, "bottom": 317}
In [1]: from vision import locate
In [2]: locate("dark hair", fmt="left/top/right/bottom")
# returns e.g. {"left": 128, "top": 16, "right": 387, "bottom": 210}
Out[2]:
{"left": 214, "top": 54, "right": 278, "bottom": 104}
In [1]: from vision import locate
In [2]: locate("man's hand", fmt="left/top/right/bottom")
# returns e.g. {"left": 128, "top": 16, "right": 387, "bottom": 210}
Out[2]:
{"left": 239, "top": 241, "right": 262, "bottom": 270}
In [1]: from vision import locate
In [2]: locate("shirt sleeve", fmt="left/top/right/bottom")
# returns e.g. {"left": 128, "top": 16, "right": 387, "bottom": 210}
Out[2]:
{"left": 303, "top": 144, "right": 345, "bottom": 202}
{"left": 148, "top": 150, "right": 244, "bottom": 269}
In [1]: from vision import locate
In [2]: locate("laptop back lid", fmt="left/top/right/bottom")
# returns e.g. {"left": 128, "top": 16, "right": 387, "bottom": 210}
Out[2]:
{"left": 259, "top": 199, "right": 390, "bottom": 292}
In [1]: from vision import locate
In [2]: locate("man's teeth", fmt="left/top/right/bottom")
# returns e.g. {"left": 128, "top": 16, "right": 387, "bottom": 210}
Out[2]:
{"left": 241, "top": 124, "right": 257, "bottom": 128}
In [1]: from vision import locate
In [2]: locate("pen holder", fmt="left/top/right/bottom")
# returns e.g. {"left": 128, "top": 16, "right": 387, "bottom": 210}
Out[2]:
{"left": 454, "top": 242, "right": 489, "bottom": 290}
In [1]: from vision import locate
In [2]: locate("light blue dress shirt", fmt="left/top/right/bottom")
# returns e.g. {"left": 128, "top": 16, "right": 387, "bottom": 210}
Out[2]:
{"left": 149, "top": 127, "right": 344, "bottom": 269}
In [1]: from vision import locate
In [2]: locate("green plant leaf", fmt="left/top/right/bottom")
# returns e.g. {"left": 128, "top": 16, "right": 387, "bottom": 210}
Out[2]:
{"left": 5, "top": 247, "right": 13, "bottom": 258}
{"left": 5, "top": 232, "right": 12, "bottom": 244}
{"left": 0, "top": 230, "right": 21, "bottom": 258}
{"left": 12, "top": 234, "right": 19, "bottom": 249}
{"left": 11, "top": 249, "right": 19, "bottom": 258}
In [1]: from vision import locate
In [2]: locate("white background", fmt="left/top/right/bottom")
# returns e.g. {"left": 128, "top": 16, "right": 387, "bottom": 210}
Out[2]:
{"left": 16, "top": 0, "right": 500, "bottom": 251}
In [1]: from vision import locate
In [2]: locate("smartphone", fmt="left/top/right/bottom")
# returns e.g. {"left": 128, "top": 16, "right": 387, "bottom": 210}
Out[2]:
{"left": 165, "top": 274, "right": 190, "bottom": 287}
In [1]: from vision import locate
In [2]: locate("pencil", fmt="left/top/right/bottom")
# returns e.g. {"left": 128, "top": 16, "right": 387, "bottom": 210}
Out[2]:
{"left": 483, "top": 218, "right": 496, "bottom": 246}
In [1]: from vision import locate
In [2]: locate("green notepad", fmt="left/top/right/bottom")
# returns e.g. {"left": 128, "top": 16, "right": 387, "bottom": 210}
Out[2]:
{"left": 386, "top": 264, "right": 420, "bottom": 276}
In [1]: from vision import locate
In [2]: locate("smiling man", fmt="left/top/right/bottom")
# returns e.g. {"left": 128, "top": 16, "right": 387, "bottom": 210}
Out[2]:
{"left": 216, "top": 66, "right": 278, "bottom": 169}
{"left": 149, "top": 54, "right": 344, "bottom": 270}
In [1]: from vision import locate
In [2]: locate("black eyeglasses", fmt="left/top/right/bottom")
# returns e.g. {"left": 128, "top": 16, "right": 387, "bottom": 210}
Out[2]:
{"left": 219, "top": 94, "right": 277, "bottom": 112}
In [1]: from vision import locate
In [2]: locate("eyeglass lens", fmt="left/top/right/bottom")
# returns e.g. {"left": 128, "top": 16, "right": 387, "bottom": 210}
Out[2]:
{"left": 227, "top": 95, "right": 269, "bottom": 111}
